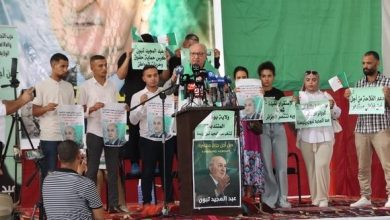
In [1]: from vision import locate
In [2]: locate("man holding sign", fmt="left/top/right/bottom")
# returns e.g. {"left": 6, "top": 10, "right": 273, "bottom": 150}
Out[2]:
{"left": 344, "top": 51, "right": 390, "bottom": 208}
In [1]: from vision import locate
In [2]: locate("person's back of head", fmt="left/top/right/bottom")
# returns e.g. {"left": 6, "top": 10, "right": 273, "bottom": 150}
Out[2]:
{"left": 58, "top": 140, "right": 79, "bottom": 164}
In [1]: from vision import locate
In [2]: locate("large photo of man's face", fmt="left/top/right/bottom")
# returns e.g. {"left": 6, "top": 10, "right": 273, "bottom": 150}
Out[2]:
{"left": 0, "top": 0, "right": 214, "bottom": 88}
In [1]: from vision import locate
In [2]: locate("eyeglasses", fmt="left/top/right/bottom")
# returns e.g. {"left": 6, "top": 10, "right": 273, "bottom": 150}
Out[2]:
{"left": 305, "top": 70, "right": 318, "bottom": 75}
{"left": 190, "top": 52, "right": 205, "bottom": 57}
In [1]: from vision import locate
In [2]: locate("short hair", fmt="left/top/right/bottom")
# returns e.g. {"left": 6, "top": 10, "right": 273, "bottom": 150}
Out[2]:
{"left": 57, "top": 140, "right": 79, "bottom": 163}
{"left": 257, "top": 61, "right": 275, "bottom": 76}
{"left": 142, "top": 65, "right": 158, "bottom": 75}
{"left": 364, "top": 51, "right": 380, "bottom": 61}
{"left": 189, "top": 43, "right": 207, "bottom": 54}
{"left": 90, "top": 55, "right": 106, "bottom": 64}
{"left": 50, "top": 53, "right": 68, "bottom": 65}
{"left": 233, "top": 66, "right": 249, "bottom": 79}
{"left": 141, "top": 33, "right": 155, "bottom": 43}
{"left": 185, "top": 33, "right": 199, "bottom": 42}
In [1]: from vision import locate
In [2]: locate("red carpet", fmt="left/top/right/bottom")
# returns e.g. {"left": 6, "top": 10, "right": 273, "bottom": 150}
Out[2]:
{"left": 15, "top": 196, "right": 390, "bottom": 219}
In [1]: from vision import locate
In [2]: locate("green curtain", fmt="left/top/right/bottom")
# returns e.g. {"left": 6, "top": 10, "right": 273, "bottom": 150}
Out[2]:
{"left": 222, "top": 0, "right": 381, "bottom": 90}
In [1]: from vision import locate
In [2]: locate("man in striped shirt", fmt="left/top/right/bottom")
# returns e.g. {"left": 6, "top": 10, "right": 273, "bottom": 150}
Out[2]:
{"left": 42, "top": 140, "right": 104, "bottom": 220}
{"left": 344, "top": 51, "right": 390, "bottom": 208}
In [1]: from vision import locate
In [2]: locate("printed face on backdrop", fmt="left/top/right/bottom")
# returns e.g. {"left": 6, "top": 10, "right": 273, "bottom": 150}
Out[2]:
{"left": 47, "top": 0, "right": 156, "bottom": 78}
{"left": 209, "top": 156, "right": 227, "bottom": 180}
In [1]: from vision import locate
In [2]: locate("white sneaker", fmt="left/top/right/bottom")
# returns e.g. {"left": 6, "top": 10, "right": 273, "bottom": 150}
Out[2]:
{"left": 277, "top": 200, "right": 291, "bottom": 208}
{"left": 318, "top": 200, "right": 328, "bottom": 208}
{"left": 350, "top": 197, "right": 372, "bottom": 207}
{"left": 384, "top": 198, "right": 390, "bottom": 208}
{"left": 312, "top": 200, "right": 319, "bottom": 206}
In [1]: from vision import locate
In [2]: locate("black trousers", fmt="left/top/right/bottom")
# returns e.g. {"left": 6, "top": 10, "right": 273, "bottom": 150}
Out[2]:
{"left": 139, "top": 136, "right": 176, "bottom": 204}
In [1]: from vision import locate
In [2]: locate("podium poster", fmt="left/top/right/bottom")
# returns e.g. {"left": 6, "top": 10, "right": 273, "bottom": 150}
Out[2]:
{"left": 194, "top": 110, "right": 235, "bottom": 140}
{"left": 57, "top": 105, "right": 85, "bottom": 148}
{"left": 101, "top": 103, "right": 127, "bottom": 147}
{"left": 146, "top": 95, "right": 175, "bottom": 140}
{"left": 192, "top": 138, "right": 241, "bottom": 209}
{"left": 235, "top": 79, "right": 263, "bottom": 121}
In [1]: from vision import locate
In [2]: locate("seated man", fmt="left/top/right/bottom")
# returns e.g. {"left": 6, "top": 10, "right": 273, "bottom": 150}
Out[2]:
{"left": 42, "top": 140, "right": 104, "bottom": 220}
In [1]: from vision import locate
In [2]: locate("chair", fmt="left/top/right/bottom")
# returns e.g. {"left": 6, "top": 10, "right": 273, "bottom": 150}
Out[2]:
{"left": 287, "top": 152, "right": 301, "bottom": 204}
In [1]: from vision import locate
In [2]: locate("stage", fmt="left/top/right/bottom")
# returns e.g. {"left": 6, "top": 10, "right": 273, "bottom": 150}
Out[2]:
{"left": 16, "top": 196, "right": 390, "bottom": 219}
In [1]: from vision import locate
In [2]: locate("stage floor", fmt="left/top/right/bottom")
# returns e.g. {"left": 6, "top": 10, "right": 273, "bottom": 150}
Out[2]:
{"left": 15, "top": 195, "right": 390, "bottom": 219}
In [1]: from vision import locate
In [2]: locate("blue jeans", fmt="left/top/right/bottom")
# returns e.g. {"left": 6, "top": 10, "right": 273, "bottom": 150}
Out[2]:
{"left": 40, "top": 140, "right": 61, "bottom": 179}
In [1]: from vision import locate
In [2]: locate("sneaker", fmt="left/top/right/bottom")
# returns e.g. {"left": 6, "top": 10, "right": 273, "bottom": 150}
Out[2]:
{"left": 131, "top": 163, "right": 140, "bottom": 175}
{"left": 312, "top": 200, "right": 319, "bottom": 206}
{"left": 350, "top": 197, "right": 372, "bottom": 207}
{"left": 118, "top": 205, "right": 130, "bottom": 213}
{"left": 318, "top": 200, "right": 328, "bottom": 208}
{"left": 384, "top": 198, "right": 390, "bottom": 208}
{"left": 277, "top": 200, "right": 291, "bottom": 208}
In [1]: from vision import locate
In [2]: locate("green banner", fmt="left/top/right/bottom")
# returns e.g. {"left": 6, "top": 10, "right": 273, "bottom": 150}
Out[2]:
{"left": 194, "top": 110, "right": 235, "bottom": 140}
{"left": 263, "top": 96, "right": 296, "bottom": 123}
{"left": 192, "top": 138, "right": 241, "bottom": 209}
{"left": 349, "top": 87, "right": 385, "bottom": 115}
{"left": 132, "top": 42, "right": 167, "bottom": 70}
{"left": 295, "top": 100, "right": 332, "bottom": 129}
{"left": 221, "top": 0, "right": 381, "bottom": 91}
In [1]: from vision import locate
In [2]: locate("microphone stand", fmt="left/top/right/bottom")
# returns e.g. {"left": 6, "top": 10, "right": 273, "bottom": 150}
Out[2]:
{"left": 129, "top": 84, "right": 174, "bottom": 216}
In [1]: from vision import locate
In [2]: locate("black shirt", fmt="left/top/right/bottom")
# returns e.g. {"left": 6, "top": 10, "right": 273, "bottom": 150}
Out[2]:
{"left": 264, "top": 87, "right": 284, "bottom": 100}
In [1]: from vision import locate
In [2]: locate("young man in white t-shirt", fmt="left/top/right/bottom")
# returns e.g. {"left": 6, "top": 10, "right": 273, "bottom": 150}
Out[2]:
{"left": 32, "top": 53, "right": 74, "bottom": 179}
{"left": 78, "top": 55, "right": 125, "bottom": 213}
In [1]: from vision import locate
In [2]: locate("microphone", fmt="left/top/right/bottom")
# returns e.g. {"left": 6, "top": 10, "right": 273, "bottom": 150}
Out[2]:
{"left": 224, "top": 75, "right": 237, "bottom": 106}
{"left": 191, "top": 64, "right": 200, "bottom": 76}
{"left": 217, "top": 76, "right": 226, "bottom": 105}
{"left": 174, "top": 65, "right": 184, "bottom": 86}
{"left": 208, "top": 74, "right": 218, "bottom": 106}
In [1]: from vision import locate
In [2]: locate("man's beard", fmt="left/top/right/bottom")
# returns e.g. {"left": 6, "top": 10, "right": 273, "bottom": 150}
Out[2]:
{"left": 363, "top": 68, "right": 376, "bottom": 76}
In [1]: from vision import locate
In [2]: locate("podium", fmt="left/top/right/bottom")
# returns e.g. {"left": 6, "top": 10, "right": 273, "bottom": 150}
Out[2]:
{"left": 175, "top": 106, "right": 242, "bottom": 215}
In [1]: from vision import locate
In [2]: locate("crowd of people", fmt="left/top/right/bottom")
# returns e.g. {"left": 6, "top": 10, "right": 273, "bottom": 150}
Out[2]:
{"left": 1, "top": 31, "right": 390, "bottom": 219}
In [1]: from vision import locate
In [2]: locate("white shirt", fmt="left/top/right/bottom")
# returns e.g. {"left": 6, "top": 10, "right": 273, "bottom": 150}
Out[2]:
{"left": 0, "top": 102, "right": 5, "bottom": 116}
{"left": 297, "top": 90, "right": 341, "bottom": 143}
{"left": 78, "top": 77, "right": 118, "bottom": 137}
{"left": 32, "top": 78, "right": 74, "bottom": 141}
{"left": 0, "top": 101, "right": 5, "bottom": 144}
{"left": 130, "top": 87, "right": 173, "bottom": 141}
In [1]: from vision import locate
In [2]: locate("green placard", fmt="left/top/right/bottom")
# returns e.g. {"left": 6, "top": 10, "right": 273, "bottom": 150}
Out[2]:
{"left": 349, "top": 87, "right": 385, "bottom": 115}
{"left": 295, "top": 100, "right": 332, "bottom": 129}
{"left": 194, "top": 110, "right": 235, "bottom": 140}
{"left": 263, "top": 96, "right": 296, "bottom": 123}
{"left": 132, "top": 42, "right": 167, "bottom": 70}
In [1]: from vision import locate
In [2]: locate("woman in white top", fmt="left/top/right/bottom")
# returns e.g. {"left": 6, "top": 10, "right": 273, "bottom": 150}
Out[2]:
{"left": 295, "top": 70, "right": 341, "bottom": 208}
